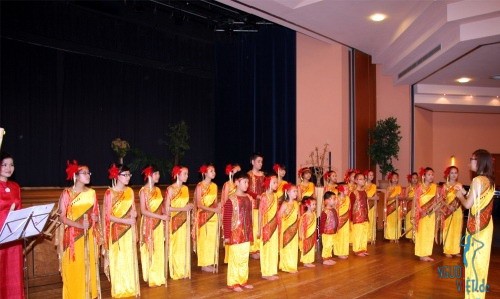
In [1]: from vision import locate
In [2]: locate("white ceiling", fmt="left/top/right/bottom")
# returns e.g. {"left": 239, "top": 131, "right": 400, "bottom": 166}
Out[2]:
{"left": 216, "top": 0, "right": 500, "bottom": 113}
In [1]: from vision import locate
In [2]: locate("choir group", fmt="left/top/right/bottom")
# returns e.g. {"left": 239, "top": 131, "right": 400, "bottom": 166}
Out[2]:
{"left": 0, "top": 150, "right": 495, "bottom": 299}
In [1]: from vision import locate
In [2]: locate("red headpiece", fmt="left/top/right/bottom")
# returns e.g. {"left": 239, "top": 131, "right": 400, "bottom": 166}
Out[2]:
{"left": 406, "top": 174, "right": 412, "bottom": 182}
{"left": 273, "top": 163, "right": 281, "bottom": 174}
{"left": 199, "top": 164, "right": 208, "bottom": 174}
{"left": 142, "top": 166, "right": 154, "bottom": 181}
{"left": 337, "top": 184, "right": 346, "bottom": 193}
{"left": 298, "top": 167, "right": 311, "bottom": 177}
{"left": 323, "top": 171, "right": 331, "bottom": 180}
{"left": 344, "top": 169, "right": 358, "bottom": 183}
{"left": 387, "top": 172, "right": 394, "bottom": 181}
{"left": 443, "top": 166, "right": 454, "bottom": 179}
{"left": 171, "top": 166, "right": 183, "bottom": 179}
{"left": 263, "top": 175, "right": 275, "bottom": 190}
{"left": 108, "top": 164, "right": 120, "bottom": 180}
{"left": 419, "top": 167, "right": 426, "bottom": 177}
{"left": 225, "top": 164, "right": 233, "bottom": 175}
{"left": 65, "top": 160, "right": 80, "bottom": 181}
{"left": 363, "top": 170, "right": 372, "bottom": 177}
{"left": 282, "top": 182, "right": 294, "bottom": 193}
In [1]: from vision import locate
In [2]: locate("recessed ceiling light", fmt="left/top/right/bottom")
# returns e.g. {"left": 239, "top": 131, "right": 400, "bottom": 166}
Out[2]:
{"left": 369, "top": 13, "right": 386, "bottom": 22}
{"left": 491, "top": 75, "right": 500, "bottom": 80}
{"left": 456, "top": 77, "right": 471, "bottom": 83}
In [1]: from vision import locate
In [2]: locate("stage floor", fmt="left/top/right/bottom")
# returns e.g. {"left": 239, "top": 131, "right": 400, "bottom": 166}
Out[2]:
{"left": 28, "top": 229, "right": 500, "bottom": 299}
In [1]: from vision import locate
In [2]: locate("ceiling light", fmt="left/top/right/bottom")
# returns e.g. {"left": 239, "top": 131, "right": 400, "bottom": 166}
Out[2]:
{"left": 491, "top": 75, "right": 500, "bottom": 80}
{"left": 369, "top": 13, "right": 386, "bottom": 22}
{"left": 456, "top": 77, "right": 471, "bottom": 83}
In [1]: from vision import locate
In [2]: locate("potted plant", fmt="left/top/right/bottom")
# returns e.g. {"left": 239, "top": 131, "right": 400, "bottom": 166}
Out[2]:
{"left": 368, "top": 117, "right": 402, "bottom": 187}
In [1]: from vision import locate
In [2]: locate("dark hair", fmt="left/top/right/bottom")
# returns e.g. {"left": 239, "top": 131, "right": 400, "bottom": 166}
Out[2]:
{"left": 250, "top": 152, "right": 263, "bottom": 161}
{"left": 473, "top": 149, "right": 494, "bottom": 186}
{"left": 0, "top": 151, "right": 13, "bottom": 162}
{"left": 116, "top": 164, "right": 130, "bottom": 173}
{"left": 233, "top": 171, "right": 249, "bottom": 181}
{"left": 323, "top": 191, "right": 335, "bottom": 200}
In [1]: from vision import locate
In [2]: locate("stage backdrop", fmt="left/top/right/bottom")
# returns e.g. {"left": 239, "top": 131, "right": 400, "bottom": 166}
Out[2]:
{"left": 0, "top": 1, "right": 296, "bottom": 187}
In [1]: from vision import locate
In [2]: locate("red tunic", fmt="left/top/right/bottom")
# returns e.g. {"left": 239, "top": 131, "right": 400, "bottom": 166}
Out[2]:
{"left": 0, "top": 180, "right": 25, "bottom": 298}
{"left": 320, "top": 208, "right": 338, "bottom": 234}
{"left": 350, "top": 190, "right": 369, "bottom": 224}
{"left": 247, "top": 171, "right": 264, "bottom": 209}
{"left": 223, "top": 194, "right": 253, "bottom": 245}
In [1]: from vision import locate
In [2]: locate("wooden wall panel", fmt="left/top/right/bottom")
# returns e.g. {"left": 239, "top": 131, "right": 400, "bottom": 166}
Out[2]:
{"left": 354, "top": 50, "right": 376, "bottom": 171}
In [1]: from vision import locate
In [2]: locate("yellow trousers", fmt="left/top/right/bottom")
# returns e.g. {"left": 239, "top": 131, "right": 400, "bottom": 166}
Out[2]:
{"left": 352, "top": 222, "right": 368, "bottom": 253}
{"left": 321, "top": 234, "right": 334, "bottom": 259}
{"left": 367, "top": 207, "right": 376, "bottom": 242}
{"left": 227, "top": 242, "right": 250, "bottom": 287}
{"left": 442, "top": 209, "right": 463, "bottom": 255}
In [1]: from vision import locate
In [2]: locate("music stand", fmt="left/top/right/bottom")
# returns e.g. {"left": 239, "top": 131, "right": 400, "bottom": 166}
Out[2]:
{"left": 0, "top": 203, "right": 55, "bottom": 298}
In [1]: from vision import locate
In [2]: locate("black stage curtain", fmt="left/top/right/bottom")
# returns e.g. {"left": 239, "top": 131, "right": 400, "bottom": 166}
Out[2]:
{"left": 1, "top": 2, "right": 214, "bottom": 187}
{"left": 214, "top": 26, "right": 296, "bottom": 181}
{"left": 1, "top": 2, "right": 296, "bottom": 187}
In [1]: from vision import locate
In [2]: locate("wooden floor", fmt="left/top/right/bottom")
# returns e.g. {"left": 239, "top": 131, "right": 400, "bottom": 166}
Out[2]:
{"left": 28, "top": 226, "right": 500, "bottom": 299}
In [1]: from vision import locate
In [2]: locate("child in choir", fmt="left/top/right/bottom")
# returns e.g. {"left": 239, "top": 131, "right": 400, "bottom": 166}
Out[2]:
{"left": 273, "top": 163, "right": 288, "bottom": 205}
{"left": 299, "top": 196, "right": 317, "bottom": 267}
{"left": 221, "top": 163, "right": 241, "bottom": 264}
{"left": 194, "top": 165, "right": 220, "bottom": 272}
{"left": 414, "top": 167, "right": 438, "bottom": 262}
{"left": 323, "top": 170, "right": 338, "bottom": 194}
{"left": 364, "top": 170, "right": 378, "bottom": 244}
{"left": 320, "top": 191, "right": 338, "bottom": 265}
{"left": 277, "top": 183, "right": 300, "bottom": 273}
{"left": 440, "top": 166, "right": 462, "bottom": 258}
{"left": 384, "top": 172, "right": 402, "bottom": 242}
{"left": 404, "top": 172, "right": 418, "bottom": 240}
{"left": 103, "top": 164, "right": 140, "bottom": 298}
{"left": 258, "top": 175, "right": 280, "bottom": 280}
{"left": 344, "top": 169, "right": 358, "bottom": 193}
{"left": 139, "top": 165, "right": 168, "bottom": 287}
{"left": 165, "top": 166, "right": 194, "bottom": 279}
{"left": 247, "top": 153, "right": 265, "bottom": 259}
{"left": 298, "top": 167, "right": 315, "bottom": 200}
{"left": 333, "top": 184, "right": 350, "bottom": 259}
{"left": 58, "top": 160, "right": 101, "bottom": 299}
{"left": 350, "top": 173, "right": 369, "bottom": 257}
{"left": 223, "top": 172, "right": 254, "bottom": 292}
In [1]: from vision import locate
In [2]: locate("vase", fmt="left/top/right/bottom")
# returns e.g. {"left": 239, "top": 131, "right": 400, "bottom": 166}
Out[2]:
{"left": 378, "top": 179, "right": 389, "bottom": 189}
{"left": 315, "top": 186, "right": 324, "bottom": 215}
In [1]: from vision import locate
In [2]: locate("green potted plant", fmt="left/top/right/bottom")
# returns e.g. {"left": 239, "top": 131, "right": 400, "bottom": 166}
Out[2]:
{"left": 368, "top": 117, "right": 402, "bottom": 187}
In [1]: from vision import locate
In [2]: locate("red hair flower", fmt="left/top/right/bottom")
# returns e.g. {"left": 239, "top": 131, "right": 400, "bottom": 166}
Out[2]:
{"left": 263, "top": 175, "right": 275, "bottom": 190}
{"left": 199, "top": 164, "right": 208, "bottom": 174}
{"left": 298, "top": 167, "right": 311, "bottom": 177}
{"left": 337, "top": 185, "right": 346, "bottom": 193}
{"left": 142, "top": 166, "right": 154, "bottom": 181}
{"left": 273, "top": 163, "right": 281, "bottom": 174}
{"left": 108, "top": 164, "right": 120, "bottom": 180}
{"left": 443, "top": 166, "right": 453, "bottom": 179}
{"left": 282, "top": 182, "right": 294, "bottom": 193}
{"left": 387, "top": 172, "right": 394, "bottom": 181}
{"left": 171, "top": 166, "right": 182, "bottom": 179}
{"left": 418, "top": 167, "right": 426, "bottom": 177}
{"left": 406, "top": 174, "right": 412, "bottom": 182}
{"left": 65, "top": 160, "right": 80, "bottom": 181}
{"left": 225, "top": 164, "right": 233, "bottom": 176}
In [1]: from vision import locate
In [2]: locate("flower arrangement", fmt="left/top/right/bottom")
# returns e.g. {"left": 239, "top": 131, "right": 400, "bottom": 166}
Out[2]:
{"left": 304, "top": 143, "right": 329, "bottom": 187}
{"left": 111, "top": 138, "right": 130, "bottom": 164}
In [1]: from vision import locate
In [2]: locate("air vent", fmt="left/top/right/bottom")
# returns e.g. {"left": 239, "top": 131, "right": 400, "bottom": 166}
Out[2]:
{"left": 398, "top": 44, "right": 441, "bottom": 79}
